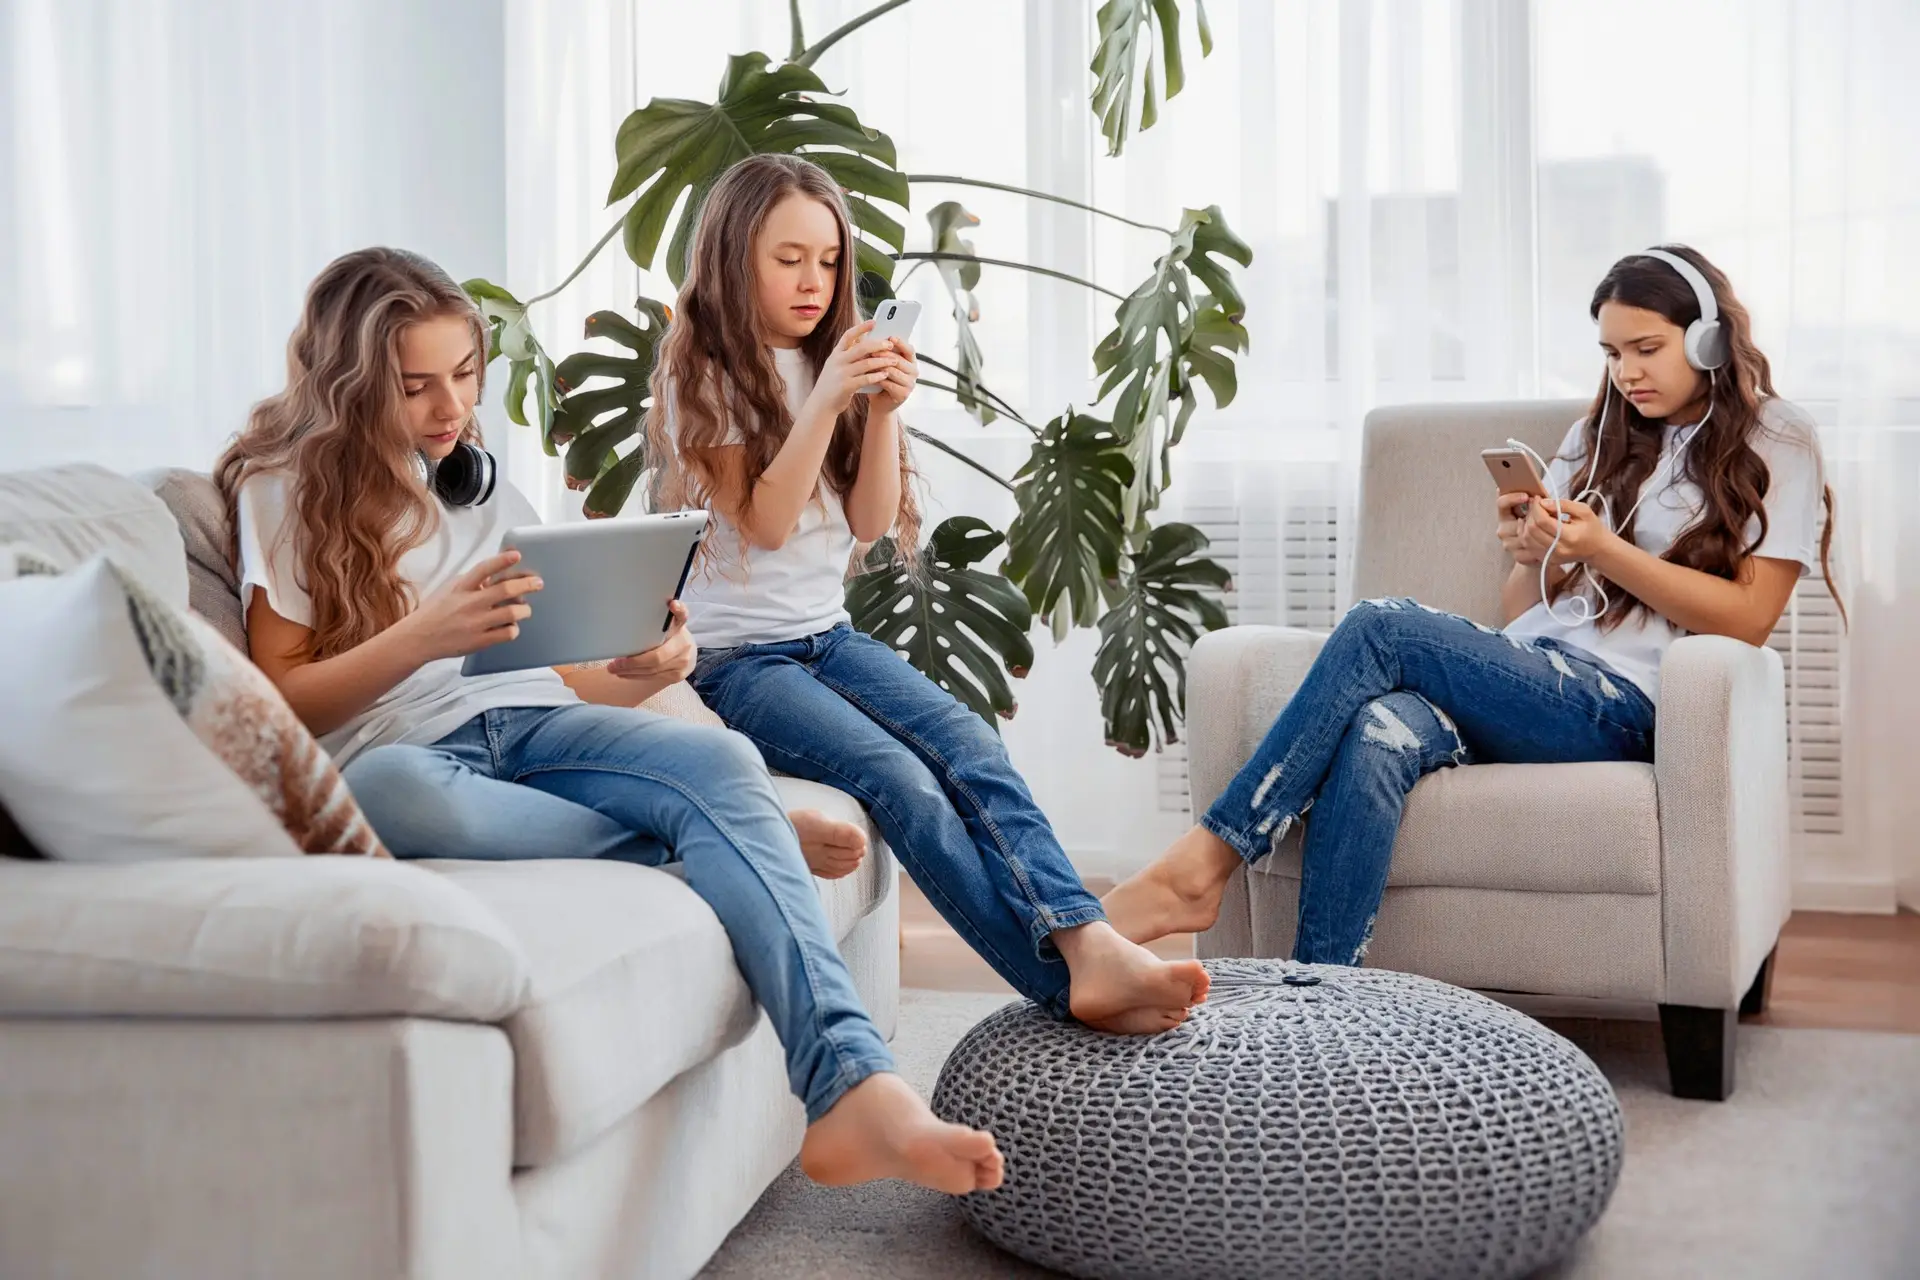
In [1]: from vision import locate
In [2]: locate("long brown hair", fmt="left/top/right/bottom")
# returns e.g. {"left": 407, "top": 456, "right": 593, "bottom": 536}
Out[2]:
{"left": 645, "top": 153, "right": 920, "bottom": 560}
{"left": 1555, "top": 244, "right": 1844, "bottom": 629}
{"left": 214, "top": 247, "right": 488, "bottom": 659}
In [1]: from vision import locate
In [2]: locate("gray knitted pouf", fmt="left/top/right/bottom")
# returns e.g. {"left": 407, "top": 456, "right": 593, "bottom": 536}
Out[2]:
{"left": 931, "top": 959, "right": 1624, "bottom": 1280}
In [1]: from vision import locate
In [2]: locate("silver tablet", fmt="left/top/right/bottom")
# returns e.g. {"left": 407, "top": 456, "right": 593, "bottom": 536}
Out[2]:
{"left": 460, "top": 511, "right": 709, "bottom": 677}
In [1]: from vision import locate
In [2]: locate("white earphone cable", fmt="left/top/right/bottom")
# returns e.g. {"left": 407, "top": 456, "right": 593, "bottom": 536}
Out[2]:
{"left": 1507, "top": 378, "right": 1711, "bottom": 628}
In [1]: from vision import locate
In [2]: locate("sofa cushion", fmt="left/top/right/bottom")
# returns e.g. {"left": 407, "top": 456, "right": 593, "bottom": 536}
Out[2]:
{"left": 0, "top": 464, "right": 189, "bottom": 610}
{"left": 1252, "top": 760, "right": 1661, "bottom": 896}
{"left": 0, "top": 855, "right": 531, "bottom": 1020}
{"left": 135, "top": 467, "right": 247, "bottom": 653}
{"left": 424, "top": 776, "right": 890, "bottom": 1168}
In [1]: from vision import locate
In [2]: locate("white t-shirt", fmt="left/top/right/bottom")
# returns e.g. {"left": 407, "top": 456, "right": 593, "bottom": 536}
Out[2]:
{"left": 1504, "top": 396, "right": 1827, "bottom": 706}
{"left": 670, "top": 345, "right": 857, "bottom": 649}
{"left": 236, "top": 471, "right": 579, "bottom": 766}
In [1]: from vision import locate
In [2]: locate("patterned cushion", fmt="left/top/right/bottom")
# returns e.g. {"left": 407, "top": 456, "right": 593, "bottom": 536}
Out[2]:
{"left": 2, "top": 546, "right": 382, "bottom": 858}
{"left": 933, "top": 959, "right": 1624, "bottom": 1280}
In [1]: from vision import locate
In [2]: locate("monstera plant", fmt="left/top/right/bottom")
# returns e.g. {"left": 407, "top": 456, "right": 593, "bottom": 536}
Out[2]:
{"left": 466, "top": 0, "right": 1248, "bottom": 756}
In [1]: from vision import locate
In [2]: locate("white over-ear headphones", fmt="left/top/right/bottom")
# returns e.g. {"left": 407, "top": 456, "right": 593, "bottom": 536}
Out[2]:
{"left": 1640, "top": 248, "right": 1728, "bottom": 372}
{"left": 1501, "top": 246, "right": 1726, "bottom": 626}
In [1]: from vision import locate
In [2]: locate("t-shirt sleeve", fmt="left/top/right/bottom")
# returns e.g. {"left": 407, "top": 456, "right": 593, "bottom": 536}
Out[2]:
{"left": 495, "top": 478, "right": 543, "bottom": 530}
{"left": 234, "top": 472, "right": 314, "bottom": 628}
{"left": 1746, "top": 399, "right": 1827, "bottom": 577}
{"left": 1542, "top": 420, "right": 1589, "bottom": 498}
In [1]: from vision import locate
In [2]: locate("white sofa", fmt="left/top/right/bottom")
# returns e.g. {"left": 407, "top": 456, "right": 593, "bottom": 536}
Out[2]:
{"left": 1187, "top": 401, "right": 1792, "bottom": 1101}
{"left": 0, "top": 464, "right": 899, "bottom": 1280}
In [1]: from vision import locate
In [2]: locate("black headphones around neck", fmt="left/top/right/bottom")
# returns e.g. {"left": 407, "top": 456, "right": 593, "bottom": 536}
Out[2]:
{"left": 426, "top": 441, "right": 498, "bottom": 508}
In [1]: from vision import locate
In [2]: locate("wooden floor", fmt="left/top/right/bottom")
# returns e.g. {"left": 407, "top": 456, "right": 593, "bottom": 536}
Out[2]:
{"left": 900, "top": 878, "right": 1920, "bottom": 1035}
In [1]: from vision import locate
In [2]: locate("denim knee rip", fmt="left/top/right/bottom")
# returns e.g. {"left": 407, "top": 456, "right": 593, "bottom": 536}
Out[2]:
{"left": 1359, "top": 695, "right": 1468, "bottom": 766}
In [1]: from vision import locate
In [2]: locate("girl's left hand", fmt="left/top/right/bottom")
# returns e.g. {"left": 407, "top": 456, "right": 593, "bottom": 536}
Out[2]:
{"left": 607, "top": 601, "right": 696, "bottom": 684}
{"left": 872, "top": 338, "right": 917, "bottom": 412}
{"left": 1522, "top": 498, "right": 1614, "bottom": 564}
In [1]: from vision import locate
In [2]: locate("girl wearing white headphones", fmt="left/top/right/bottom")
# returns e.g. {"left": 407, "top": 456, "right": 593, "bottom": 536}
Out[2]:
{"left": 1106, "top": 245, "right": 1843, "bottom": 964}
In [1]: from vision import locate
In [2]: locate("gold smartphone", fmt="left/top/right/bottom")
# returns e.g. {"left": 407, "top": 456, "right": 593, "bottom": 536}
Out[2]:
{"left": 1480, "top": 447, "right": 1548, "bottom": 499}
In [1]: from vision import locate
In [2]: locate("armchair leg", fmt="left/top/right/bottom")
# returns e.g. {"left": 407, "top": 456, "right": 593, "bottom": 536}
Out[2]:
{"left": 1738, "top": 945, "right": 1778, "bottom": 1018}
{"left": 1657, "top": 1004, "right": 1737, "bottom": 1101}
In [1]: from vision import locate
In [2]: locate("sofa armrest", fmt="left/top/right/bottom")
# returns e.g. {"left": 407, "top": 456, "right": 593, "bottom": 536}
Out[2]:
{"left": 1186, "top": 626, "right": 1330, "bottom": 817}
{"left": 0, "top": 856, "right": 532, "bottom": 1022}
{"left": 1653, "top": 634, "right": 1794, "bottom": 1008}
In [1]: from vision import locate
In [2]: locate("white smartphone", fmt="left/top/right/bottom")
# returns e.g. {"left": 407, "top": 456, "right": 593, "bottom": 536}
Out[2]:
{"left": 855, "top": 298, "right": 921, "bottom": 395}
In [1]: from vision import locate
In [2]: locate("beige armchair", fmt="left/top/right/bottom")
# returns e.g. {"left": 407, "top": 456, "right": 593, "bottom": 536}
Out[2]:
{"left": 1188, "top": 401, "right": 1792, "bottom": 1101}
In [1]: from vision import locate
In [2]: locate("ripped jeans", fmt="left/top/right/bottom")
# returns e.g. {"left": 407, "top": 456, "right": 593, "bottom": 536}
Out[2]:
{"left": 1200, "top": 598, "right": 1656, "bottom": 965}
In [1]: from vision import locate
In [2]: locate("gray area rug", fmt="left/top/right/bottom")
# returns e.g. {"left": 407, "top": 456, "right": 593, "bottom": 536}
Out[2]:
{"left": 700, "top": 990, "right": 1920, "bottom": 1280}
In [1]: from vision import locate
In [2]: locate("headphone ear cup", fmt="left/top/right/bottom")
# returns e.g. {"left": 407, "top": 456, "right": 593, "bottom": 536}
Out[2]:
{"left": 1704, "top": 320, "right": 1735, "bottom": 370}
{"left": 1689, "top": 319, "right": 1728, "bottom": 371}
{"left": 430, "top": 442, "right": 497, "bottom": 508}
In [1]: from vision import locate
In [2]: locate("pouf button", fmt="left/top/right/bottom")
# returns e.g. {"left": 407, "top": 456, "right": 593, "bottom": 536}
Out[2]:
{"left": 1282, "top": 972, "right": 1322, "bottom": 986}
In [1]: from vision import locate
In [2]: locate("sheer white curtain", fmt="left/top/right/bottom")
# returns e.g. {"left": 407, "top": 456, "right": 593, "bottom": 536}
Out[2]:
{"left": 0, "top": 0, "right": 508, "bottom": 476}
{"left": 508, "top": 0, "right": 1917, "bottom": 900}
{"left": 1097, "top": 0, "right": 1919, "bottom": 902}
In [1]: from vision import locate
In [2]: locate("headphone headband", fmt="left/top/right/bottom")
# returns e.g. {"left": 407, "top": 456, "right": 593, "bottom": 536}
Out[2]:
{"left": 1640, "top": 248, "right": 1719, "bottom": 325}
{"left": 1638, "top": 247, "right": 1727, "bottom": 371}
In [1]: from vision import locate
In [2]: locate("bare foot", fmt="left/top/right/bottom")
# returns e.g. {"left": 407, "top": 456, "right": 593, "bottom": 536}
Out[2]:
{"left": 1053, "top": 921, "right": 1211, "bottom": 1035}
{"left": 788, "top": 809, "right": 868, "bottom": 880}
{"left": 1102, "top": 826, "right": 1242, "bottom": 945}
{"left": 799, "top": 1072, "right": 1004, "bottom": 1194}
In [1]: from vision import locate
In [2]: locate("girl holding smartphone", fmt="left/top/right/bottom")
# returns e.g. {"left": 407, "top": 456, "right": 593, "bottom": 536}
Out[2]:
{"left": 652, "top": 153, "right": 1209, "bottom": 1035}
{"left": 1104, "top": 246, "right": 1840, "bottom": 964}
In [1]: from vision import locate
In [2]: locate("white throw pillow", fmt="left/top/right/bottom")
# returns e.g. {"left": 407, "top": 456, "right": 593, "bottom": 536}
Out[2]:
{"left": 0, "top": 554, "right": 305, "bottom": 860}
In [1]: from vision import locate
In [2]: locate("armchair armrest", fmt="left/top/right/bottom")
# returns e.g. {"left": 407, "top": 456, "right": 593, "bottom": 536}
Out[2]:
{"left": 1653, "top": 634, "right": 1794, "bottom": 1008}
{"left": 1186, "top": 626, "right": 1330, "bottom": 817}
{"left": 0, "top": 856, "right": 532, "bottom": 1022}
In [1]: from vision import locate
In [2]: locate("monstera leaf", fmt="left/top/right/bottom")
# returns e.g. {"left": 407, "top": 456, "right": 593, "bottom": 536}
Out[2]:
{"left": 1093, "top": 205, "right": 1251, "bottom": 519}
{"left": 1092, "top": 521, "right": 1232, "bottom": 756}
{"left": 1004, "top": 411, "right": 1134, "bottom": 640}
{"left": 846, "top": 517, "right": 1036, "bottom": 724}
{"left": 1091, "top": 0, "right": 1214, "bottom": 157}
{"left": 607, "top": 51, "right": 908, "bottom": 286}
{"left": 925, "top": 200, "right": 994, "bottom": 425}
{"left": 464, "top": 279, "right": 558, "bottom": 452}
{"left": 550, "top": 300, "right": 672, "bottom": 514}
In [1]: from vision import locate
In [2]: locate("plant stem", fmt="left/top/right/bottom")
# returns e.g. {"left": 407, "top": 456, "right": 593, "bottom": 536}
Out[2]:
{"left": 894, "top": 252, "right": 1126, "bottom": 301}
{"left": 905, "top": 425, "right": 1015, "bottom": 491}
{"left": 916, "top": 356, "right": 1033, "bottom": 428}
{"left": 915, "top": 379, "right": 1038, "bottom": 439}
{"left": 788, "top": 0, "right": 805, "bottom": 61}
{"left": 524, "top": 218, "right": 626, "bottom": 308}
{"left": 906, "top": 174, "right": 1174, "bottom": 236}
{"left": 796, "top": 0, "right": 915, "bottom": 69}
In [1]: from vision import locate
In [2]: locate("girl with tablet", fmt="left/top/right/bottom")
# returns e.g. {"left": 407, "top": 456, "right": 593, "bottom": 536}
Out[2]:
{"left": 217, "top": 247, "right": 1002, "bottom": 1195}
{"left": 1103, "top": 246, "right": 1843, "bottom": 964}
{"left": 651, "top": 154, "right": 1209, "bottom": 1035}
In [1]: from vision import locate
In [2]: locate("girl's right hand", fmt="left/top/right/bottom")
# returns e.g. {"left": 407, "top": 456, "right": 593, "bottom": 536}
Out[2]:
{"left": 807, "top": 319, "right": 900, "bottom": 416}
{"left": 1496, "top": 492, "right": 1545, "bottom": 566}
{"left": 400, "top": 550, "right": 543, "bottom": 661}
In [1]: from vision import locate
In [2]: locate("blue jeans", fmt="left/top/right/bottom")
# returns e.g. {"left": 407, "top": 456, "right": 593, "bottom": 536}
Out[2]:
{"left": 691, "top": 624, "right": 1106, "bottom": 1020}
{"left": 340, "top": 703, "right": 894, "bottom": 1124}
{"left": 1202, "top": 598, "right": 1657, "bottom": 965}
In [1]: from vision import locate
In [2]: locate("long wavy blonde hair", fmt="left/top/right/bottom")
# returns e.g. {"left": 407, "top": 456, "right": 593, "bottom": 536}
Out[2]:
{"left": 214, "top": 247, "right": 488, "bottom": 659}
{"left": 646, "top": 153, "right": 921, "bottom": 560}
